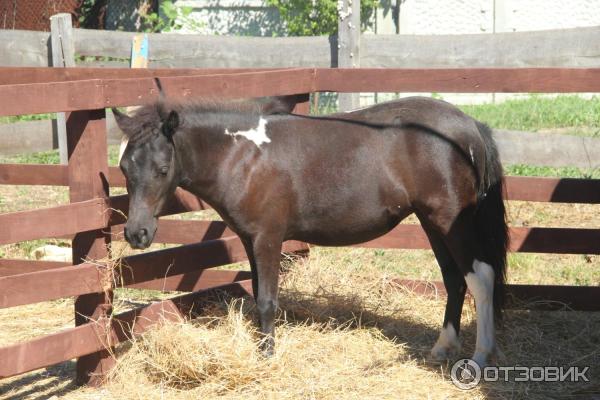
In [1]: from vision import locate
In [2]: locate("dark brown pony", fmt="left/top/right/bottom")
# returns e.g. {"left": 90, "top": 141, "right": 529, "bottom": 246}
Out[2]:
{"left": 113, "top": 94, "right": 508, "bottom": 367}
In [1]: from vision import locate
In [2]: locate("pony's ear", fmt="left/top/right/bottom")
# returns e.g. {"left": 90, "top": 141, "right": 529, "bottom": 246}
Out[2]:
{"left": 112, "top": 108, "right": 136, "bottom": 137}
{"left": 259, "top": 94, "right": 310, "bottom": 114}
{"left": 161, "top": 110, "right": 179, "bottom": 138}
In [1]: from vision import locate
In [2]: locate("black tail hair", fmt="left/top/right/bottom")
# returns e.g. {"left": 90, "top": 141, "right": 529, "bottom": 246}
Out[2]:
{"left": 474, "top": 121, "right": 509, "bottom": 324}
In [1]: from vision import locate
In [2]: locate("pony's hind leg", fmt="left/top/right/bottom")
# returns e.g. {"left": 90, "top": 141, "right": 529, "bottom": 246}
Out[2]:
{"left": 441, "top": 213, "right": 497, "bottom": 367}
{"left": 419, "top": 221, "right": 466, "bottom": 360}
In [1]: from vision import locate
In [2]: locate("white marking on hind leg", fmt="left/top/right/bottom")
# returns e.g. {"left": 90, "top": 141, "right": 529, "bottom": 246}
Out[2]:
{"left": 465, "top": 260, "right": 496, "bottom": 366}
{"left": 430, "top": 322, "right": 461, "bottom": 360}
{"left": 225, "top": 116, "right": 270, "bottom": 147}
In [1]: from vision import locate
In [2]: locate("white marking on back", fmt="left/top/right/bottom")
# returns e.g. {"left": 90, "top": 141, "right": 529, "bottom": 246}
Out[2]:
{"left": 118, "top": 137, "right": 129, "bottom": 163}
{"left": 465, "top": 259, "right": 496, "bottom": 366}
{"left": 225, "top": 117, "right": 270, "bottom": 147}
{"left": 469, "top": 145, "right": 475, "bottom": 164}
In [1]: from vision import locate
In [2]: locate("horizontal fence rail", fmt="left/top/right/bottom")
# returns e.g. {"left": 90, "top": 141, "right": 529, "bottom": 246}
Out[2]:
{"left": 2, "top": 26, "right": 600, "bottom": 69}
{"left": 2, "top": 165, "right": 599, "bottom": 203}
{"left": 5, "top": 68, "right": 600, "bottom": 116}
{"left": 0, "top": 280, "right": 253, "bottom": 379}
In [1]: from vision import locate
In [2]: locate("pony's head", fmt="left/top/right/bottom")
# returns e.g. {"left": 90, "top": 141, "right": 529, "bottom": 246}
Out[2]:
{"left": 112, "top": 93, "right": 308, "bottom": 249}
{"left": 112, "top": 104, "right": 181, "bottom": 249}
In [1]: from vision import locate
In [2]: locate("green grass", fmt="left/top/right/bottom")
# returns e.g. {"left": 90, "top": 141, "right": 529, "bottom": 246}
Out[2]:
{"left": 505, "top": 164, "right": 600, "bottom": 178}
{"left": 0, "top": 145, "right": 122, "bottom": 166}
{"left": 460, "top": 95, "right": 600, "bottom": 134}
{"left": 0, "top": 113, "right": 54, "bottom": 124}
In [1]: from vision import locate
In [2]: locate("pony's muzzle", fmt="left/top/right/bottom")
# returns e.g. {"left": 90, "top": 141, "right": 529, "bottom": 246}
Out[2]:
{"left": 124, "top": 226, "right": 152, "bottom": 249}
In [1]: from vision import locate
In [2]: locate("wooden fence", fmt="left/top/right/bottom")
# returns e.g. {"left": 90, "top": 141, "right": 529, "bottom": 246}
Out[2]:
{"left": 0, "top": 66, "right": 599, "bottom": 386}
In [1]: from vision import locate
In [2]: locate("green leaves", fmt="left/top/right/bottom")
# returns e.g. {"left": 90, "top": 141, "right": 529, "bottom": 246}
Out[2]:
{"left": 266, "top": 0, "right": 379, "bottom": 36}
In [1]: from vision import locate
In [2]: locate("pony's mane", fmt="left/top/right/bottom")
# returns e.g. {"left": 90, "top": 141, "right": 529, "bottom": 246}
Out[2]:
{"left": 121, "top": 97, "right": 287, "bottom": 143}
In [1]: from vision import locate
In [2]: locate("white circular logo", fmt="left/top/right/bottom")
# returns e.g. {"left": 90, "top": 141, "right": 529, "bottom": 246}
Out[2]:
{"left": 450, "top": 359, "right": 482, "bottom": 390}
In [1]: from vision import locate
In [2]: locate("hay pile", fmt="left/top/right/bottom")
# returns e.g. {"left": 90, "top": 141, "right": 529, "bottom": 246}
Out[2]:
{"left": 98, "top": 249, "right": 599, "bottom": 399}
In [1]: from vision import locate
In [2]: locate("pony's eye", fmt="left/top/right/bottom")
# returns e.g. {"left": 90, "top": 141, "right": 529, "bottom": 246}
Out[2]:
{"left": 159, "top": 166, "right": 169, "bottom": 175}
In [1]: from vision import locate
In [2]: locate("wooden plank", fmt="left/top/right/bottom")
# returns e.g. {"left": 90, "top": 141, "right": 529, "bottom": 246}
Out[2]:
{"left": 118, "top": 236, "right": 249, "bottom": 286}
{"left": 0, "top": 259, "right": 69, "bottom": 277}
{"left": 0, "top": 164, "right": 67, "bottom": 186}
{"left": 50, "top": 14, "right": 76, "bottom": 165}
{"left": 0, "top": 68, "right": 316, "bottom": 116}
{"left": 128, "top": 240, "right": 308, "bottom": 291}
{"left": 0, "top": 66, "right": 284, "bottom": 85}
{"left": 505, "top": 176, "right": 600, "bottom": 203}
{"left": 4, "top": 68, "right": 600, "bottom": 117}
{"left": 354, "top": 224, "right": 600, "bottom": 254}
{"left": 3, "top": 25, "right": 600, "bottom": 72}
{"left": 510, "top": 227, "right": 600, "bottom": 254}
{"left": 0, "top": 315, "right": 110, "bottom": 379}
{"left": 70, "top": 26, "right": 600, "bottom": 69}
{"left": 66, "top": 109, "right": 113, "bottom": 385}
{"left": 506, "top": 284, "right": 600, "bottom": 311}
{"left": 0, "top": 30, "right": 50, "bottom": 67}
{"left": 362, "top": 26, "right": 600, "bottom": 68}
{"left": 394, "top": 279, "right": 600, "bottom": 311}
{"left": 0, "top": 263, "right": 104, "bottom": 309}
{"left": 126, "top": 269, "right": 252, "bottom": 292}
{"left": 315, "top": 68, "right": 600, "bottom": 94}
{"left": 337, "top": 0, "right": 360, "bottom": 111}
{"left": 72, "top": 29, "right": 334, "bottom": 68}
{"left": 111, "top": 219, "right": 235, "bottom": 244}
{"left": 108, "top": 188, "right": 211, "bottom": 226}
{"left": 118, "top": 236, "right": 306, "bottom": 287}
{"left": 0, "top": 281, "right": 251, "bottom": 379}
{"left": 0, "top": 199, "right": 106, "bottom": 245}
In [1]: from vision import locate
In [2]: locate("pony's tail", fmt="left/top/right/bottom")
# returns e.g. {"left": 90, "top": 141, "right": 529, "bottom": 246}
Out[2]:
{"left": 474, "top": 121, "right": 509, "bottom": 324}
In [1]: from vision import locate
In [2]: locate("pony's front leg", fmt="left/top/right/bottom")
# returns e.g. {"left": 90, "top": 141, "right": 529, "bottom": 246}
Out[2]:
{"left": 250, "top": 232, "right": 284, "bottom": 356}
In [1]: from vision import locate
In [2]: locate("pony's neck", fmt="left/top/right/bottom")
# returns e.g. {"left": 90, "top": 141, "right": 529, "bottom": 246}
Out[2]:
{"left": 172, "top": 118, "right": 237, "bottom": 205}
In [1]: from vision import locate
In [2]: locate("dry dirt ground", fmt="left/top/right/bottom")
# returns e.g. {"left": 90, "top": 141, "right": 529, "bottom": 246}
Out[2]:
{"left": 0, "top": 184, "right": 599, "bottom": 399}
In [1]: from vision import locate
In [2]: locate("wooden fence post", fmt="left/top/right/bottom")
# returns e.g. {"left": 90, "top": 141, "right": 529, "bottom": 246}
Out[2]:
{"left": 67, "top": 109, "right": 113, "bottom": 386}
{"left": 50, "top": 13, "right": 75, "bottom": 165}
{"left": 337, "top": 0, "right": 361, "bottom": 111}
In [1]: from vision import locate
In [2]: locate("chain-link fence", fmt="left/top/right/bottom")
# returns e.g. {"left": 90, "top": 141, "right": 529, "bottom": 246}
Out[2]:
{"left": 0, "top": 0, "right": 81, "bottom": 30}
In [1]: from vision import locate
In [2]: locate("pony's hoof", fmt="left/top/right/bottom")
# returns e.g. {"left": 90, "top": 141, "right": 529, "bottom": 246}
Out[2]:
{"left": 430, "top": 343, "right": 460, "bottom": 361}
{"left": 259, "top": 337, "right": 275, "bottom": 358}
{"left": 261, "top": 346, "right": 274, "bottom": 358}
{"left": 471, "top": 351, "right": 493, "bottom": 368}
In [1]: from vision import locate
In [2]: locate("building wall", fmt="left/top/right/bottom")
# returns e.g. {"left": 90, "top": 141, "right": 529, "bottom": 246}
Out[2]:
{"left": 372, "top": 0, "right": 600, "bottom": 34}
{"left": 173, "top": 0, "right": 600, "bottom": 36}
{"left": 169, "top": 0, "right": 284, "bottom": 36}
{"left": 170, "top": 0, "right": 600, "bottom": 104}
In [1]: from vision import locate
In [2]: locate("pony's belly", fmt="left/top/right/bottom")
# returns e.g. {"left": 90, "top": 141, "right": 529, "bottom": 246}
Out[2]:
{"left": 290, "top": 212, "right": 403, "bottom": 246}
